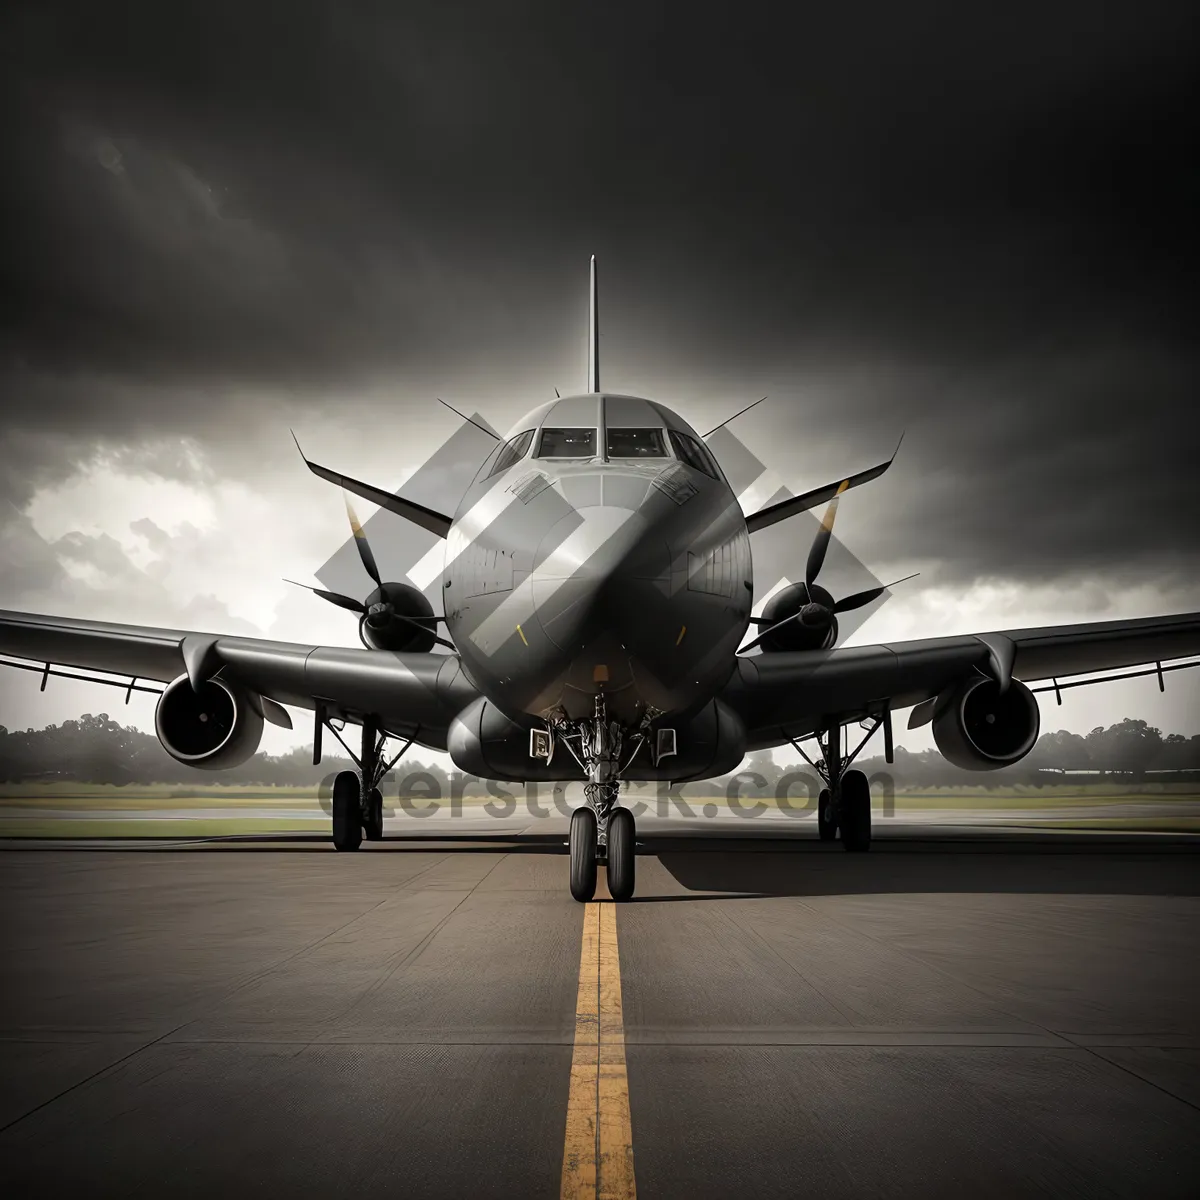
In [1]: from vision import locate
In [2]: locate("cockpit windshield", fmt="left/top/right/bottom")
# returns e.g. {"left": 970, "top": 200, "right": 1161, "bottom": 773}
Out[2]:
{"left": 606, "top": 428, "right": 667, "bottom": 458}
{"left": 668, "top": 428, "right": 720, "bottom": 479}
{"left": 537, "top": 427, "right": 597, "bottom": 458}
{"left": 485, "top": 429, "right": 534, "bottom": 478}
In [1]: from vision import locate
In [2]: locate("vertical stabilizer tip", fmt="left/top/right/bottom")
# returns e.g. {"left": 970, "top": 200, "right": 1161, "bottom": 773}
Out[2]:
{"left": 587, "top": 257, "right": 600, "bottom": 393}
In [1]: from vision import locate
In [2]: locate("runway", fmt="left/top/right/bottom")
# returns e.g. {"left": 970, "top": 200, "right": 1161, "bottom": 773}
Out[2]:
{"left": 1, "top": 826, "right": 1198, "bottom": 1198}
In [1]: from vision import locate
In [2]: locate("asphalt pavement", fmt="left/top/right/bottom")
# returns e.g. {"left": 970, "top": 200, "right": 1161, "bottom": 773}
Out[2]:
{"left": 1, "top": 824, "right": 1198, "bottom": 1198}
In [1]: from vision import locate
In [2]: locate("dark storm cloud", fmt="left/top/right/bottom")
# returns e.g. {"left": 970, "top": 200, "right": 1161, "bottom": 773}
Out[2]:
{"left": 1, "top": 1, "right": 1197, "bottom": 592}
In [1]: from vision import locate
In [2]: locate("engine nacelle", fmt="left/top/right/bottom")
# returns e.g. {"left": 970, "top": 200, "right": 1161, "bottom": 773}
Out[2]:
{"left": 447, "top": 698, "right": 546, "bottom": 780}
{"left": 932, "top": 676, "right": 1041, "bottom": 771}
{"left": 154, "top": 674, "right": 265, "bottom": 770}
{"left": 756, "top": 582, "right": 838, "bottom": 652}
{"left": 358, "top": 582, "right": 437, "bottom": 652}
{"left": 635, "top": 699, "right": 747, "bottom": 782}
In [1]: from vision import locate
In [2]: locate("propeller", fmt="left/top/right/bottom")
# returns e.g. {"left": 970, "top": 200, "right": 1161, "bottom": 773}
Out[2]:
{"left": 286, "top": 497, "right": 455, "bottom": 651}
{"left": 740, "top": 481, "right": 917, "bottom": 653}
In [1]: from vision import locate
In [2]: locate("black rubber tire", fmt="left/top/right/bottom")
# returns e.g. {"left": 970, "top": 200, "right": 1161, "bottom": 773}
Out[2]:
{"left": 332, "top": 770, "right": 363, "bottom": 852}
{"left": 838, "top": 769, "right": 871, "bottom": 852}
{"left": 606, "top": 807, "right": 636, "bottom": 902}
{"left": 363, "top": 787, "right": 384, "bottom": 841}
{"left": 569, "top": 808, "right": 598, "bottom": 902}
{"left": 817, "top": 787, "right": 837, "bottom": 840}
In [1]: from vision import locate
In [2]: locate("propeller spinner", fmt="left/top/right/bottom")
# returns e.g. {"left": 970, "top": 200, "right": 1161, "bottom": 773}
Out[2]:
{"left": 741, "top": 481, "right": 916, "bottom": 654}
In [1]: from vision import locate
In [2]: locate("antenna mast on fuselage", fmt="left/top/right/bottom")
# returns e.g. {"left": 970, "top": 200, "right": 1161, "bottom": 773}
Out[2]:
{"left": 588, "top": 254, "right": 600, "bottom": 393}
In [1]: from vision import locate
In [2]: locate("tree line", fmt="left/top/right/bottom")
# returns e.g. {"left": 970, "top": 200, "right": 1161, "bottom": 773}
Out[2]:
{"left": 0, "top": 713, "right": 1197, "bottom": 789}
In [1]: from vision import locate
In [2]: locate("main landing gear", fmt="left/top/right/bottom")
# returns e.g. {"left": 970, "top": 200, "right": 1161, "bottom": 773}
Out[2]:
{"left": 554, "top": 696, "right": 646, "bottom": 902}
{"left": 792, "top": 711, "right": 894, "bottom": 853}
{"left": 322, "top": 712, "right": 413, "bottom": 852}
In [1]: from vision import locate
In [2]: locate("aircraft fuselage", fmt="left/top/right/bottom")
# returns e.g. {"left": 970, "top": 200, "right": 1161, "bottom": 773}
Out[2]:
{"left": 443, "top": 393, "right": 752, "bottom": 728}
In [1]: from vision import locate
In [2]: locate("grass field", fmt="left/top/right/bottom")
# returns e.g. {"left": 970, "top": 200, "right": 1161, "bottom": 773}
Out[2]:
{"left": 0, "top": 780, "right": 1197, "bottom": 836}
{"left": 1, "top": 780, "right": 1197, "bottom": 807}
{"left": 2, "top": 782, "right": 1200, "bottom": 801}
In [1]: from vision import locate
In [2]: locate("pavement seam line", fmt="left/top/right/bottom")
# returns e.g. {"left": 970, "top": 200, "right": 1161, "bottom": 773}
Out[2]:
{"left": 339, "top": 853, "right": 509, "bottom": 1014}
{"left": 715, "top": 902, "right": 860, "bottom": 1026}
{"left": 197, "top": 853, "right": 455, "bottom": 1007}
{"left": 790, "top": 895, "right": 1054, "bottom": 1035}
{"left": 1058, "top": 1038, "right": 1200, "bottom": 1114}
{"left": 561, "top": 902, "right": 636, "bottom": 1200}
{"left": 0, "top": 1022, "right": 188, "bottom": 1138}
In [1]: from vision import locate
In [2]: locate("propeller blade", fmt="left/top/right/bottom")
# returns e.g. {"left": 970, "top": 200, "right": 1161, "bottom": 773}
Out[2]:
{"left": 833, "top": 586, "right": 884, "bottom": 614}
{"left": 344, "top": 497, "right": 383, "bottom": 586}
{"left": 393, "top": 611, "right": 458, "bottom": 651}
{"left": 737, "top": 625, "right": 781, "bottom": 655}
{"left": 283, "top": 579, "right": 367, "bottom": 614}
{"left": 805, "top": 478, "right": 850, "bottom": 587}
{"left": 737, "top": 611, "right": 804, "bottom": 654}
{"left": 833, "top": 572, "right": 920, "bottom": 613}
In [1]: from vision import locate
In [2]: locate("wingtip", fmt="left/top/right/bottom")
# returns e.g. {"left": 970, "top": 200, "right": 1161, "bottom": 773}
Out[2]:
{"left": 289, "top": 428, "right": 309, "bottom": 463}
{"left": 892, "top": 429, "right": 906, "bottom": 460}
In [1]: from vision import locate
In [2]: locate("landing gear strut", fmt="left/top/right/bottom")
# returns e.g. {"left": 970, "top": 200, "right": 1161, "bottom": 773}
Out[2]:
{"left": 791, "top": 712, "right": 891, "bottom": 853}
{"left": 320, "top": 711, "right": 413, "bottom": 851}
{"left": 553, "top": 696, "right": 644, "bottom": 902}
{"left": 817, "top": 787, "right": 837, "bottom": 841}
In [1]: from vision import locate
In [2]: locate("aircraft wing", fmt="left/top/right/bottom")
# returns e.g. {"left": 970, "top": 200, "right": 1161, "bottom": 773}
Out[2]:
{"left": 0, "top": 609, "right": 477, "bottom": 747}
{"left": 722, "top": 611, "right": 1200, "bottom": 748}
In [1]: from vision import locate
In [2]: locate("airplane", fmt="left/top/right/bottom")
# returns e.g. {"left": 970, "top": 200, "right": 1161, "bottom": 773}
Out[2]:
{"left": 2, "top": 258, "right": 1199, "bottom": 902}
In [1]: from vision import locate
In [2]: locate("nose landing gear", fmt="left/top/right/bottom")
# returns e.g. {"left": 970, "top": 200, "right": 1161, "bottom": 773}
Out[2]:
{"left": 554, "top": 696, "right": 646, "bottom": 902}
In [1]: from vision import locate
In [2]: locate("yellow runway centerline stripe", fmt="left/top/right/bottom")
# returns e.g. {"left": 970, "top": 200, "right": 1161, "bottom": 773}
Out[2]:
{"left": 561, "top": 902, "right": 636, "bottom": 1200}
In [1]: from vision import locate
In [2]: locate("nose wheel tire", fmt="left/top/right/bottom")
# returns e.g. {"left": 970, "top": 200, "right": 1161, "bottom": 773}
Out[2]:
{"left": 817, "top": 787, "right": 837, "bottom": 841}
{"left": 606, "top": 807, "right": 636, "bottom": 902}
{"left": 838, "top": 769, "right": 872, "bottom": 852}
{"left": 569, "top": 807, "right": 598, "bottom": 902}
{"left": 331, "top": 770, "right": 363, "bottom": 852}
{"left": 363, "top": 787, "right": 384, "bottom": 841}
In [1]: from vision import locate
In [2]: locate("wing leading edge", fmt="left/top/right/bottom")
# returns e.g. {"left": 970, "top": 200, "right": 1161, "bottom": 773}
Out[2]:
{"left": 0, "top": 609, "right": 477, "bottom": 749}
{"left": 723, "top": 610, "right": 1200, "bottom": 749}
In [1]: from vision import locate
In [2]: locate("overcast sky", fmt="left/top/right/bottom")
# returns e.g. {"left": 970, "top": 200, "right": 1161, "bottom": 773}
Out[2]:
{"left": 2, "top": 1, "right": 1197, "bottom": 755}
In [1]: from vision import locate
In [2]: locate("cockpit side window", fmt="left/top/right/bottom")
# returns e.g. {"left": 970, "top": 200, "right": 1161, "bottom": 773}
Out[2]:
{"left": 668, "top": 429, "right": 719, "bottom": 479}
{"left": 606, "top": 428, "right": 667, "bottom": 458}
{"left": 486, "top": 429, "right": 534, "bottom": 478}
{"left": 537, "top": 427, "right": 597, "bottom": 458}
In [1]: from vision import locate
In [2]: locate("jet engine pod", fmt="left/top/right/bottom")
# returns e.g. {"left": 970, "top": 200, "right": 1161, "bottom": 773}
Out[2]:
{"left": 932, "top": 675, "right": 1041, "bottom": 771}
{"left": 154, "top": 674, "right": 265, "bottom": 770}
{"left": 358, "top": 582, "right": 437, "bottom": 652}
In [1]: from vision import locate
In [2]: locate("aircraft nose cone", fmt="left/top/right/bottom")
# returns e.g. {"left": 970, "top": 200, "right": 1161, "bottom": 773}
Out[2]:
{"left": 532, "top": 506, "right": 669, "bottom": 651}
